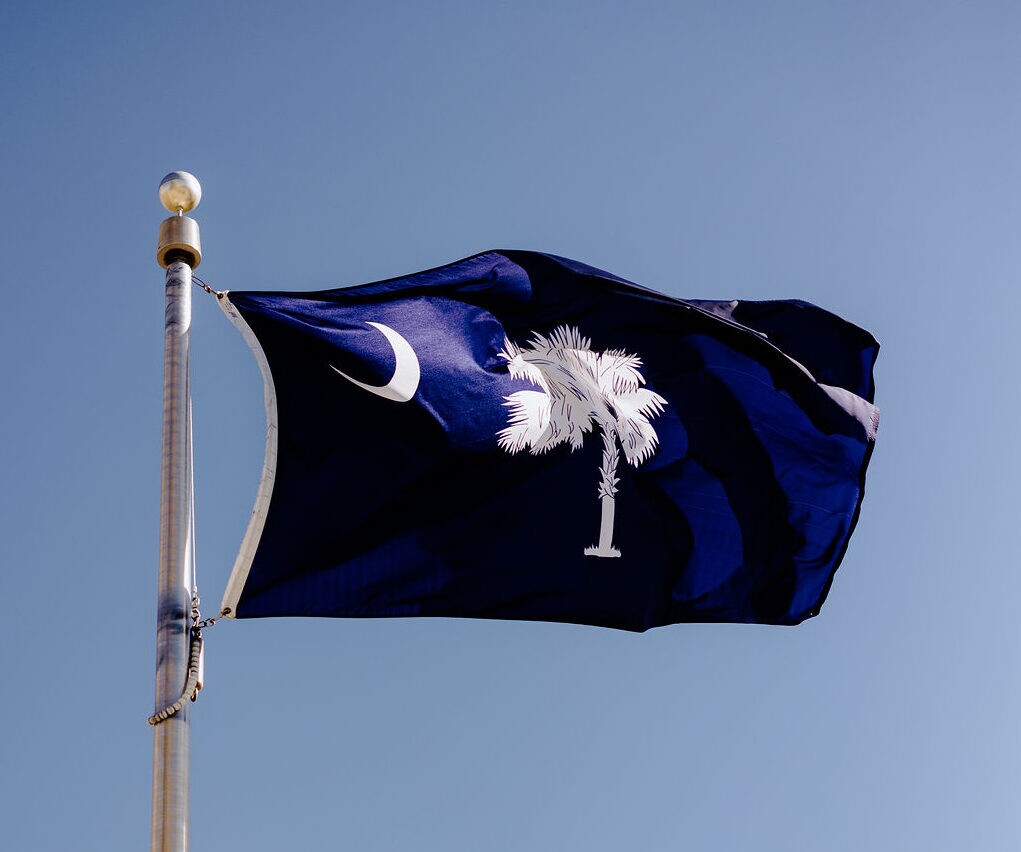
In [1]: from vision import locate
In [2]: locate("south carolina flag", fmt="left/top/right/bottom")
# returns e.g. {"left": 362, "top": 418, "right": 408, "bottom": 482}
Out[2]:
{"left": 217, "top": 250, "right": 878, "bottom": 632}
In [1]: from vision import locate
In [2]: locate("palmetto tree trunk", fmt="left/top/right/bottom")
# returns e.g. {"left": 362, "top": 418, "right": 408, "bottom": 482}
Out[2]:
{"left": 585, "top": 427, "right": 622, "bottom": 558}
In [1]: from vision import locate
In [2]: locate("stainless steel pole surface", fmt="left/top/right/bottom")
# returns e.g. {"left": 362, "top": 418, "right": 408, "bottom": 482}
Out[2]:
{"left": 152, "top": 258, "right": 195, "bottom": 852}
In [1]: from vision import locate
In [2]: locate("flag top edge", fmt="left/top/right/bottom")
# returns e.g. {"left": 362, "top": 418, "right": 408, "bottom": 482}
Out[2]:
{"left": 229, "top": 249, "right": 880, "bottom": 401}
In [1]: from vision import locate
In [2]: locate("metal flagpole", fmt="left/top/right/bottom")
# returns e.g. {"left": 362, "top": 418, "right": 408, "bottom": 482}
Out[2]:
{"left": 152, "top": 171, "right": 203, "bottom": 852}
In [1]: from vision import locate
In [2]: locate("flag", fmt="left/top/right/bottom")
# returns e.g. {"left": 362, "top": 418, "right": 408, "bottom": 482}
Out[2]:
{"left": 218, "top": 250, "right": 878, "bottom": 631}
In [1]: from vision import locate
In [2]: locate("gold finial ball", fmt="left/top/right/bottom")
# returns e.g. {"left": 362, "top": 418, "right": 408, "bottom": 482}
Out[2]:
{"left": 158, "top": 171, "right": 202, "bottom": 214}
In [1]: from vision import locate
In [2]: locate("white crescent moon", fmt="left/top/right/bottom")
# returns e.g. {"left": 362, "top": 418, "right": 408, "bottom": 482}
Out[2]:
{"left": 331, "top": 322, "right": 420, "bottom": 403}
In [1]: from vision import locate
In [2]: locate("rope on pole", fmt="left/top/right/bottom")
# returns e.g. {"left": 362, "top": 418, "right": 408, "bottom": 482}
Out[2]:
{"left": 148, "top": 592, "right": 230, "bottom": 726}
{"left": 148, "top": 629, "right": 203, "bottom": 726}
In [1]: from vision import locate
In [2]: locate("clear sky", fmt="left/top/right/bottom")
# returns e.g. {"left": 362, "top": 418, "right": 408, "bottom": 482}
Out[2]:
{"left": 2, "top": 1, "right": 1019, "bottom": 849}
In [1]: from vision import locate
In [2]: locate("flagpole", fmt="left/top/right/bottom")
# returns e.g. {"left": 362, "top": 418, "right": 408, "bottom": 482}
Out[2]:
{"left": 152, "top": 172, "right": 203, "bottom": 852}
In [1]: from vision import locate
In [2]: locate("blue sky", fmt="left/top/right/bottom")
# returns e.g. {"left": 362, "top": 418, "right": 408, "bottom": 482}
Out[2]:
{"left": 2, "top": 2, "right": 1019, "bottom": 849}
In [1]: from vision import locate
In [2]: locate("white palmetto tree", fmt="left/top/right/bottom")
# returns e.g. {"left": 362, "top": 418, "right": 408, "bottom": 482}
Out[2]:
{"left": 497, "top": 326, "right": 667, "bottom": 557}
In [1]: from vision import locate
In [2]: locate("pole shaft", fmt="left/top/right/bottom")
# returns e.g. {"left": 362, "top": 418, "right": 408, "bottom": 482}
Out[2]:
{"left": 152, "top": 259, "right": 194, "bottom": 852}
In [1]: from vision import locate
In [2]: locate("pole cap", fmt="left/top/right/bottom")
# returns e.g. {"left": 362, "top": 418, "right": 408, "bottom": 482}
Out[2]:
{"left": 159, "top": 171, "right": 202, "bottom": 214}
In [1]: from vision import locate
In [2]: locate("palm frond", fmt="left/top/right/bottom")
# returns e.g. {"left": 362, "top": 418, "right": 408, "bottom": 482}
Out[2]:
{"left": 594, "top": 351, "right": 646, "bottom": 396}
{"left": 497, "top": 390, "right": 553, "bottom": 453}
{"left": 541, "top": 325, "right": 592, "bottom": 354}
{"left": 614, "top": 388, "right": 668, "bottom": 465}
{"left": 499, "top": 337, "right": 549, "bottom": 390}
{"left": 497, "top": 337, "right": 520, "bottom": 362}
{"left": 549, "top": 395, "right": 591, "bottom": 450}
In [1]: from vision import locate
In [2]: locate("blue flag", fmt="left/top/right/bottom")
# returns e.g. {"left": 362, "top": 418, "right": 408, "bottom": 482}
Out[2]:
{"left": 219, "top": 251, "right": 878, "bottom": 631}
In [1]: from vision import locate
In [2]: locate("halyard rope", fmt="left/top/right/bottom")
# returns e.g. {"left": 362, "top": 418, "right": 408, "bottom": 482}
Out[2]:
{"left": 147, "top": 629, "right": 203, "bottom": 726}
{"left": 147, "top": 593, "right": 229, "bottom": 726}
